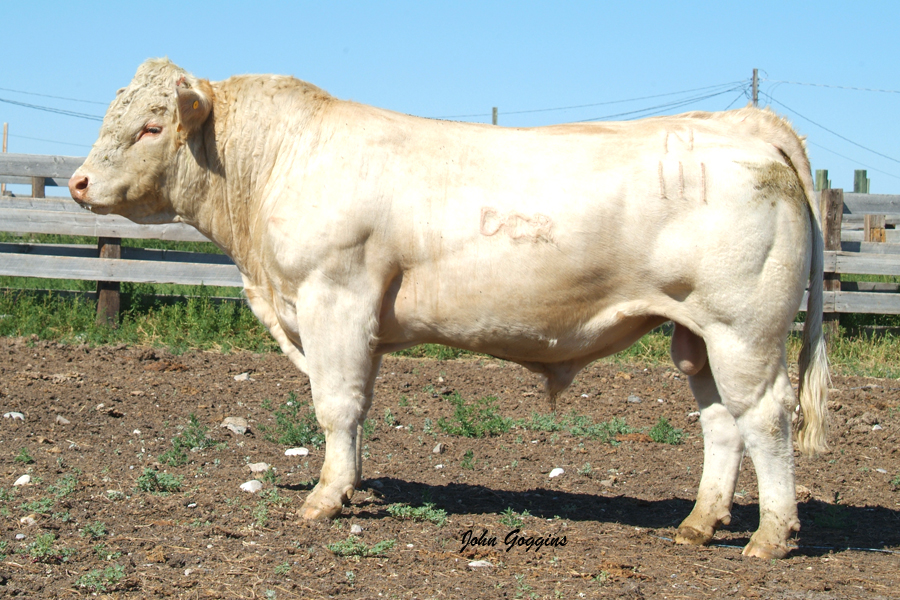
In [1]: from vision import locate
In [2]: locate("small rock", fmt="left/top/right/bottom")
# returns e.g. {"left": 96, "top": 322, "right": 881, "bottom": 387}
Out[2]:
{"left": 234, "top": 372, "right": 253, "bottom": 382}
{"left": 468, "top": 560, "right": 494, "bottom": 569}
{"left": 876, "top": 468, "right": 888, "bottom": 474}
{"left": 350, "top": 524, "right": 363, "bottom": 535}
{"left": 600, "top": 477, "right": 616, "bottom": 487}
{"left": 549, "top": 468, "right": 565, "bottom": 479}
{"left": 248, "top": 462, "right": 270, "bottom": 474}
{"left": 285, "top": 447, "right": 309, "bottom": 457}
{"left": 19, "top": 514, "right": 37, "bottom": 526}
{"left": 106, "top": 407, "right": 124, "bottom": 418}
{"left": 627, "top": 395, "right": 642, "bottom": 404}
{"left": 55, "top": 415, "right": 71, "bottom": 425}
{"left": 872, "top": 424, "right": 883, "bottom": 431}
{"left": 3, "top": 412, "right": 24, "bottom": 421}
{"left": 240, "top": 480, "right": 263, "bottom": 493}
{"left": 795, "top": 484, "right": 812, "bottom": 502}
{"left": 686, "top": 411, "right": 700, "bottom": 424}
{"left": 221, "top": 417, "right": 249, "bottom": 435}
{"left": 14, "top": 474, "right": 31, "bottom": 486}
{"left": 130, "top": 390, "right": 144, "bottom": 397}
{"left": 432, "top": 443, "right": 445, "bottom": 454}
{"left": 435, "top": 464, "right": 444, "bottom": 469}
{"left": 15, "top": 533, "right": 25, "bottom": 540}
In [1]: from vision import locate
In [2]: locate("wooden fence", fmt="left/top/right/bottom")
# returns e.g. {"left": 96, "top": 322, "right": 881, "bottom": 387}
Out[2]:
{"left": 0, "top": 153, "right": 241, "bottom": 324}
{"left": 2, "top": 153, "right": 900, "bottom": 325}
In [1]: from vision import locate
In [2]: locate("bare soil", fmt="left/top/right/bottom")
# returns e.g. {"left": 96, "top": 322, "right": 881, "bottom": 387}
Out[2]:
{"left": 0, "top": 336, "right": 898, "bottom": 599}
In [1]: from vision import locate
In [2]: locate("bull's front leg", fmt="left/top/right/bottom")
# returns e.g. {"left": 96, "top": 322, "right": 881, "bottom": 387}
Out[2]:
{"left": 294, "top": 280, "right": 382, "bottom": 520}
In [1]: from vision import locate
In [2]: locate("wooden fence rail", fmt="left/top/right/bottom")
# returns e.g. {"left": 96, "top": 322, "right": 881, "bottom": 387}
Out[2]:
{"left": 1, "top": 153, "right": 241, "bottom": 324}
{"left": 3, "top": 153, "right": 900, "bottom": 325}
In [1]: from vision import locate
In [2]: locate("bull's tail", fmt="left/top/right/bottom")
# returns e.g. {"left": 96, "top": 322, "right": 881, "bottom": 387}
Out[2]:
{"left": 796, "top": 202, "right": 829, "bottom": 455}
{"left": 768, "top": 108, "right": 830, "bottom": 456}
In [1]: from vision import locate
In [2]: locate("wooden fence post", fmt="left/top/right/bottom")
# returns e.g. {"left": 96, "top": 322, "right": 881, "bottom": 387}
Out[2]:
{"left": 96, "top": 237, "right": 121, "bottom": 327}
{"left": 31, "top": 176, "right": 45, "bottom": 200}
{"left": 820, "top": 188, "right": 843, "bottom": 340}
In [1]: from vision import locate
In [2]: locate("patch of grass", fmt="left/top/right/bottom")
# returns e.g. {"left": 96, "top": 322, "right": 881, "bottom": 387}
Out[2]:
{"left": 392, "top": 344, "right": 476, "bottom": 360}
{"left": 136, "top": 468, "right": 183, "bottom": 494}
{"left": 0, "top": 287, "right": 277, "bottom": 352}
{"left": 262, "top": 392, "right": 325, "bottom": 448}
{"left": 49, "top": 473, "right": 78, "bottom": 498}
{"left": 461, "top": 449, "right": 476, "bottom": 470}
{"left": 891, "top": 473, "right": 900, "bottom": 490}
{"left": 159, "top": 414, "right": 218, "bottom": 466}
{"left": 438, "top": 393, "right": 512, "bottom": 438}
{"left": 517, "top": 412, "right": 634, "bottom": 444}
{"left": 499, "top": 507, "right": 531, "bottom": 529}
{"left": 19, "top": 497, "right": 54, "bottom": 515}
{"left": 386, "top": 502, "right": 448, "bottom": 527}
{"left": 274, "top": 561, "right": 292, "bottom": 575}
{"left": 93, "top": 542, "right": 122, "bottom": 561}
{"left": 80, "top": 521, "right": 107, "bottom": 539}
{"left": 20, "top": 533, "right": 74, "bottom": 564}
{"left": 76, "top": 564, "right": 126, "bottom": 593}
{"left": 327, "top": 536, "right": 396, "bottom": 558}
{"left": 648, "top": 417, "right": 685, "bottom": 445}
{"left": 14, "top": 447, "right": 34, "bottom": 464}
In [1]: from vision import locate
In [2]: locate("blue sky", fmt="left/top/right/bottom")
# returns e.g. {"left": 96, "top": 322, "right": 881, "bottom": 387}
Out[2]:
{"left": 2, "top": 1, "right": 898, "bottom": 193}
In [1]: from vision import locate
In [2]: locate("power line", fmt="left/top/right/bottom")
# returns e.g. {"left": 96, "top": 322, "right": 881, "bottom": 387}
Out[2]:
{"left": 807, "top": 140, "right": 900, "bottom": 181}
{"left": 433, "top": 79, "right": 748, "bottom": 120}
{"left": 581, "top": 85, "right": 745, "bottom": 122}
{"left": 761, "top": 79, "right": 900, "bottom": 94}
{"left": 0, "top": 85, "right": 108, "bottom": 105}
{"left": 0, "top": 97, "right": 104, "bottom": 121}
{"left": 8, "top": 133, "right": 92, "bottom": 149}
{"left": 761, "top": 92, "right": 900, "bottom": 165}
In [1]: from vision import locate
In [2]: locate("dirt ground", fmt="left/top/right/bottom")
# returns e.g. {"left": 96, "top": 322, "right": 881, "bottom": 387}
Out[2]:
{"left": 0, "top": 336, "right": 898, "bottom": 599}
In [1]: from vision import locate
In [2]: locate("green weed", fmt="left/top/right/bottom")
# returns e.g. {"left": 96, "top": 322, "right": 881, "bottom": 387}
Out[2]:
{"left": 14, "top": 447, "right": 33, "bottom": 464}
{"left": 159, "top": 414, "right": 218, "bottom": 466}
{"left": 648, "top": 417, "right": 685, "bottom": 445}
{"left": 262, "top": 393, "right": 325, "bottom": 448}
{"left": 327, "top": 536, "right": 396, "bottom": 557}
{"left": 386, "top": 502, "right": 448, "bottom": 527}
{"left": 438, "top": 393, "right": 512, "bottom": 438}
{"left": 80, "top": 521, "right": 107, "bottom": 539}
{"left": 20, "top": 533, "right": 73, "bottom": 564}
{"left": 136, "top": 468, "right": 183, "bottom": 494}
{"left": 76, "top": 564, "right": 126, "bottom": 593}
{"left": 499, "top": 507, "right": 530, "bottom": 529}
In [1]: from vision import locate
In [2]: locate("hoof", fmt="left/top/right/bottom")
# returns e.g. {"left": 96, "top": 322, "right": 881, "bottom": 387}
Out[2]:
{"left": 742, "top": 540, "right": 792, "bottom": 559}
{"left": 675, "top": 525, "right": 713, "bottom": 546}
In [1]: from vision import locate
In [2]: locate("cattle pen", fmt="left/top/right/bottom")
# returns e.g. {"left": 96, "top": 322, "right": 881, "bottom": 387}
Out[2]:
{"left": 2, "top": 153, "right": 900, "bottom": 328}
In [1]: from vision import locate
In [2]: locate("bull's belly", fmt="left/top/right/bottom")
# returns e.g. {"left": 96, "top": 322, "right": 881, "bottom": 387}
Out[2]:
{"left": 376, "top": 295, "right": 669, "bottom": 363}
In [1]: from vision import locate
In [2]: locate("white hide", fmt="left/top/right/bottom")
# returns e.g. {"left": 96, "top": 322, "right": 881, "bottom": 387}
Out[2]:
{"left": 70, "top": 58, "right": 829, "bottom": 559}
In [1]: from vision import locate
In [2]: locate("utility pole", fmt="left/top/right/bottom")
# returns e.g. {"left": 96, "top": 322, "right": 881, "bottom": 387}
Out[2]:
{"left": 752, "top": 69, "right": 759, "bottom": 107}
{"left": 492, "top": 107, "right": 498, "bottom": 126}
{"left": 1, "top": 123, "right": 7, "bottom": 196}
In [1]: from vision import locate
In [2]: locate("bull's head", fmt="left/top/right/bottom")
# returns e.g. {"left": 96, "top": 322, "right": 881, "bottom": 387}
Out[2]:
{"left": 69, "top": 58, "right": 213, "bottom": 223}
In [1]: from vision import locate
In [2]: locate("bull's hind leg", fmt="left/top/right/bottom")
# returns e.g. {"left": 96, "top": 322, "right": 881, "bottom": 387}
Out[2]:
{"left": 674, "top": 361, "right": 745, "bottom": 546}
{"left": 702, "top": 333, "right": 800, "bottom": 558}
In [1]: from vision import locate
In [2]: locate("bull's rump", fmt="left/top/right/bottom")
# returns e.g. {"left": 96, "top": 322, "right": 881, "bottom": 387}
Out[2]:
{"left": 334, "top": 109, "right": 811, "bottom": 360}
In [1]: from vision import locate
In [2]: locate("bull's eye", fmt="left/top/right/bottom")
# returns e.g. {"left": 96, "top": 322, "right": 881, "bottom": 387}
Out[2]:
{"left": 137, "top": 125, "right": 163, "bottom": 141}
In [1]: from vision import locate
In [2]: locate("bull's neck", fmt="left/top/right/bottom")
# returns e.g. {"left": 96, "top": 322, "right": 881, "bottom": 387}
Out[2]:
{"left": 170, "top": 77, "right": 331, "bottom": 279}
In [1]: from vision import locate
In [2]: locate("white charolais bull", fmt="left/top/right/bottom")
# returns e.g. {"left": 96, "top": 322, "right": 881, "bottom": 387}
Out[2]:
{"left": 70, "top": 59, "right": 828, "bottom": 559}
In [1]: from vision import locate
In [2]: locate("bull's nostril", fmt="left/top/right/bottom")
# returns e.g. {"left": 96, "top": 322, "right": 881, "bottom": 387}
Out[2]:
{"left": 68, "top": 174, "right": 91, "bottom": 201}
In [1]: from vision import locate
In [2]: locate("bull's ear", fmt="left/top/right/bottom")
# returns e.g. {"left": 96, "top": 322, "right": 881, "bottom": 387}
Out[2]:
{"left": 175, "top": 78, "right": 213, "bottom": 134}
